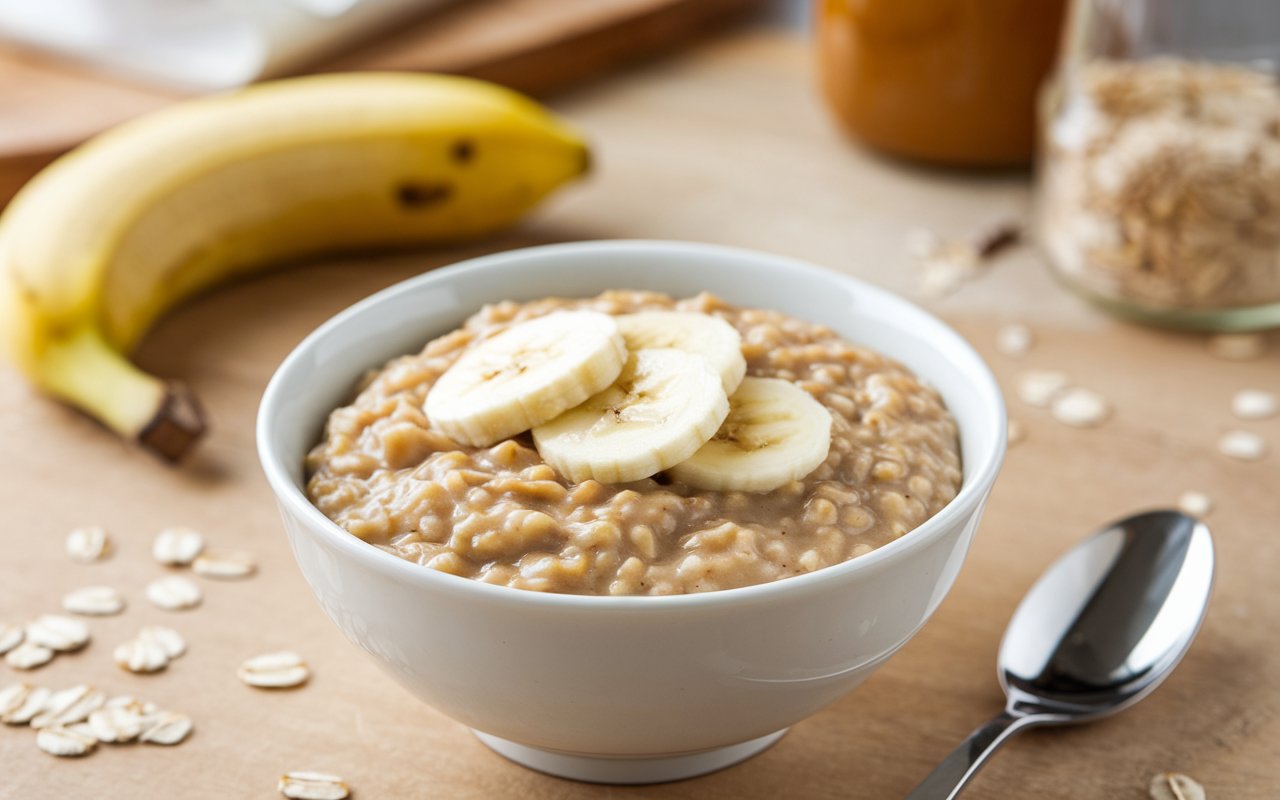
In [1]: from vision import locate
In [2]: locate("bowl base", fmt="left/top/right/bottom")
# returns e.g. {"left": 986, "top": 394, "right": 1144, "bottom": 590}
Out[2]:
{"left": 472, "top": 728, "right": 789, "bottom": 784}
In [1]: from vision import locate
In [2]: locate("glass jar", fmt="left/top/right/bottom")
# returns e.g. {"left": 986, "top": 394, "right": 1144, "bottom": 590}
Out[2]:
{"left": 1036, "top": 0, "right": 1280, "bottom": 330}
{"left": 816, "top": 0, "right": 1067, "bottom": 167}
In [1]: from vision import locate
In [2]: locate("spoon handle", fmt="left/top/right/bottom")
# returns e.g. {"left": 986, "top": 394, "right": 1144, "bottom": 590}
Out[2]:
{"left": 904, "top": 710, "right": 1040, "bottom": 799}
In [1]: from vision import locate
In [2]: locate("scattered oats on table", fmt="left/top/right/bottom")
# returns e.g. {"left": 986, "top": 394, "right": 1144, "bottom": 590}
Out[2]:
{"left": 65, "top": 526, "right": 110, "bottom": 563}
{"left": 995, "top": 323, "right": 1033, "bottom": 358}
{"left": 25, "top": 615, "right": 90, "bottom": 652}
{"left": 36, "top": 724, "right": 98, "bottom": 757}
{"left": 4, "top": 641, "right": 54, "bottom": 670}
{"left": 1231, "top": 389, "right": 1278, "bottom": 420}
{"left": 0, "top": 623, "right": 23, "bottom": 655}
{"left": 1050, "top": 387, "right": 1111, "bottom": 428}
{"left": 278, "top": 771, "right": 352, "bottom": 800}
{"left": 145, "top": 575, "right": 203, "bottom": 611}
{"left": 151, "top": 526, "right": 206, "bottom": 566}
{"left": 1218, "top": 430, "right": 1267, "bottom": 461}
{"left": 61, "top": 586, "right": 126, "bottom": 616}
{"left": 138, "top": 712, "right": 194, "bottom": 745}
{"left": 239, "top": 651, "right": 311, "bottom": 689}
{"left": 1177, "top": 491, "right": 1213, "bottom": 517}
{"left": 1149, "top": 772, "right": 1207, "bottom": 800}
{"left": 1015, "top": 370, "right": 1070, "bottom": 407}
{"left": 1, "top": 685, "right": 50, "bottom": 724}
{"left": 192, "top": 550, "right": 258, "bottom": 580}
{"left": 113, "top": 637, "right": 170, "bottom": 674}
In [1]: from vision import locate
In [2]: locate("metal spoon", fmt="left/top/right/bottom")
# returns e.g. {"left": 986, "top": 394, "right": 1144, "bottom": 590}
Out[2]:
{"left": 906, "top": 509, "right": 1214, "bottom": 799}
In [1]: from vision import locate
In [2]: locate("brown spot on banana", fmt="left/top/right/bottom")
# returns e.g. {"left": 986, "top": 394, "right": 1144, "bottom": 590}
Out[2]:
{"left": 451, "top": 139, "right": 475, "bottom": 164}
{"left": 395, "top": 182, "right": 454, "bottom": 209}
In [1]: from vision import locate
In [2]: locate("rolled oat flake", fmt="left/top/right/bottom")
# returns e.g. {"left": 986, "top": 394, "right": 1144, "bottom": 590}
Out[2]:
{"left": 4, "top": 641, "right": 54, "bottom": 670}
{"left": 1015, "top": 370, "right": 1070, "bottom": 407}
{"left": 152, "top": 526, "right": 206, "bottom": 566}
{"left": 1218, "top": 430, "right": 1267, "bottom": 461}
{"left": 1149, "top": 772, "right": 1206, "bottom": 800}
{"left": 139, "top": 712, "right": 193, "bottom": 745}
{"left": 1177, "top": 491, "right": 1213, "bottom": 518}
{"left": 996, "top": 323, "right": 1033, "bottom": 358}
{"left": 0, "top": 623, "right": 23, "bottom": 655}
{"left": 36, "top": 725, "right": 98, "bottom": 757}
{"left": 25, "top": 614, "right": 90, "bottom": 651}
{"left": 62, "top": 585, "right": 126, "bottom": 616}
{"left": 31, "top": 686, "right": 105, "bottom": 729}
{"left": 0, "top": 683, "right": 33, "bottom": 717}
{"left": 88, "top": 705, "right": 144, "bottom": 743}
{"left": 239, "top": 651, "right": 311, "bottom": 689}
{"left": 2, "top": 686, "right": 50, "bottom": 725}
{"left": 114, "top": 638, "right": 170, "bottom": 674}
{"left": 192, "top": 550, "right": 258, "bottom": 580}
{"left": 1231, "top": 389, "right": 1278, "bottom": 420}
{"left": 145, "top": 575, "right": 203, "bottom": 610}
{"left": 1050, "top": 388, "right": 1111, "bottom": 428}
{"left": 65, "top": 526, "right": 110, "bottom": 563}
{"left": 279, "top": 771, "right": 352, "bottom": 800}
{"left": 138, "top": 625, "right": 186, "bottom": 658}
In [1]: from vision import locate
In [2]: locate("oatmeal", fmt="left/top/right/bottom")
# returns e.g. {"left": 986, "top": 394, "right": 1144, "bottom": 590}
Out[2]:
{"left": 305, "top": 291, "right": 962, "bottom": 595}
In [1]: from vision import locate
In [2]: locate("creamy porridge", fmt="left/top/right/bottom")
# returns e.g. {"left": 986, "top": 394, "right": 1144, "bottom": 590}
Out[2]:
{"left": 305, "top": 291, "right": 962, "bottom": 595}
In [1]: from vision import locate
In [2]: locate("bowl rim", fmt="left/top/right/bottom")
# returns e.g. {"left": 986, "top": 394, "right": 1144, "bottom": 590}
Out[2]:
{"left": 257, "top": 239, "right": 1006, "bottom": 611}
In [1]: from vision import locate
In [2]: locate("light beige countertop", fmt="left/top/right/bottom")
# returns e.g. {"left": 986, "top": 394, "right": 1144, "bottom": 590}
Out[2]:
{"left": 1, "top": 26, "right": 1277, "bottom": 799}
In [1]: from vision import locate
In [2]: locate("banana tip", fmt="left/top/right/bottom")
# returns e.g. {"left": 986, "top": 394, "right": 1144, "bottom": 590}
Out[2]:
{"left": 138, "top": 382, "right": 208, "bottom": 463}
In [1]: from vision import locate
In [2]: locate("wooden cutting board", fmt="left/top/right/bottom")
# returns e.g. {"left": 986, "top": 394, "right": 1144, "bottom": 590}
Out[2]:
{"left": 0, "top": 0, "right": 757, "bottom": 203}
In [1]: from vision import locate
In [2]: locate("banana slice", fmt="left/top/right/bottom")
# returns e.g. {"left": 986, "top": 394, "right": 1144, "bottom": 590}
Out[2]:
{"left": 668, "top": 377, "right": 833, "bottom": 492}
{"left": 426, "top": 311, "right": 627, "bottom": 447}
{"left": 533, "top": 348, "right": 729, "bottom": 484}
{"left": 614, "top": 311, "right": 747, "bottom": 394}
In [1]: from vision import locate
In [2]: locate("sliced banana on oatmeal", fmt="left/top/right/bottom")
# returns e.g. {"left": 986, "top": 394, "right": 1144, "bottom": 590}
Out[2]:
{"left": 668, "top": 377, "right": 832, "bottom": 492}
{"left": 426, "top": 310, "right": 627, "bottom": 447}
{"left": 533, "top": 348, "right": 729, "bottom": 484}
{"left": 615, "top": 311, "right": 746, "bottom": 394}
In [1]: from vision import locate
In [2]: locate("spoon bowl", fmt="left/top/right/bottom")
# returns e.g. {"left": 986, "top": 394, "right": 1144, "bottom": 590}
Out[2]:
{"left": 908, "top": 510, "right": 1214, "bottom": 799}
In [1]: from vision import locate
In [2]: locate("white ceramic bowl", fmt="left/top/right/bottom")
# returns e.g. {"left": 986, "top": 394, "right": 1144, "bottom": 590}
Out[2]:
{"left": 257, "top": 240, "right": 1006, "bottom": 784}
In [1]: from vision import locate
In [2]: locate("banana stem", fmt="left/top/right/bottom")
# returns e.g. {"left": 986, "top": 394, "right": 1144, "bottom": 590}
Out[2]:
{"left": 37, "top": 326, "right": 207, "bottom": 462}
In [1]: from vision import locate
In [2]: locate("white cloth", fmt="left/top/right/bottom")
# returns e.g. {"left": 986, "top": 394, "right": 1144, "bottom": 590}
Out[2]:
{"left": 0, "top": 0, "right": 446, "bottom": 91}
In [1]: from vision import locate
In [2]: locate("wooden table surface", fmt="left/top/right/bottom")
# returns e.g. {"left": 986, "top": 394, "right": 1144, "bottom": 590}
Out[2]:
{"left": 2, "top": 25, "right": 1278, "bottom": 800}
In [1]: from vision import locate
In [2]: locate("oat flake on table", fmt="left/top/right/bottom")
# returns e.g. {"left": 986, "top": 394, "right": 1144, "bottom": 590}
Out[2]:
{"left": 1177, "top": 491, "right": 1213, "bottom": 517}
{"left": 1015, "top": 370, "right": 1070, "bottom": 407}
{"left": 2, "top": 685, "right": 50, "bottom": 724}
{"left": 1231, "top": 389, "right": 1278, "bottom": 420}
{"left": 996, "top": 323, "right": 1033, "bottom": 358}
{"left": 36, "top": 725, "right": 98, "bottom": 757}
{"left": 5, "top": 641, "right": 54, "bottom": 670}
{"left": 62, "top": 585, "right": 126, "bottom": 616}
{"left": 145, "top": 575, "right": 203, "bottom": 610}
{"left": 139, "top": 712, "right": 193, "bottom": 745}
{"left": 239, "top": 651, "right": 311, "bottom": 689}
{"left": 1050, "top": 387, "right": 1111, "bottom": 428}
{"left": 113, "top": 637, "right": 170, "bottom": 674}
{"left": 1149, "top": 772, "right": 1207, "bottom": 800}
{"left": 25, "top": 614, "right": 90, "bottom": 651}
{"left": 0, "top": 623, "right": 23, "bottom": 655}
{"left": 1218, "top": 430, "right": 1267, "bottom": 461}
{"left": 192, "top": 550, "right": 257, "bottom": 579}
{"left": 31, "top": 686, "right": 104, "bottom": 729}
{"left": 138, "top": 626, "right": 186, "bottom": 658}
{"left": 151, "top": 526, "right": 206, "bottom": 566}
{"left": 65, "top": 526, "right": 110, "bottom": 563}
{"left": 278, "top": 771, "right": 352, "bottom": 800}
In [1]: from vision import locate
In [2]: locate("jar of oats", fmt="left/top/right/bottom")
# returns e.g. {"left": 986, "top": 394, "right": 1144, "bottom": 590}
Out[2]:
{"left": 1036, "top": 0, "right": 1280, "bottom": 330}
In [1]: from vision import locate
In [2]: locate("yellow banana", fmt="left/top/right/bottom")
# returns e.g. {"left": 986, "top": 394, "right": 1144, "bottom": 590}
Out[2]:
{"left": 0, "top": 72, "right": 589, "bottom": 462}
